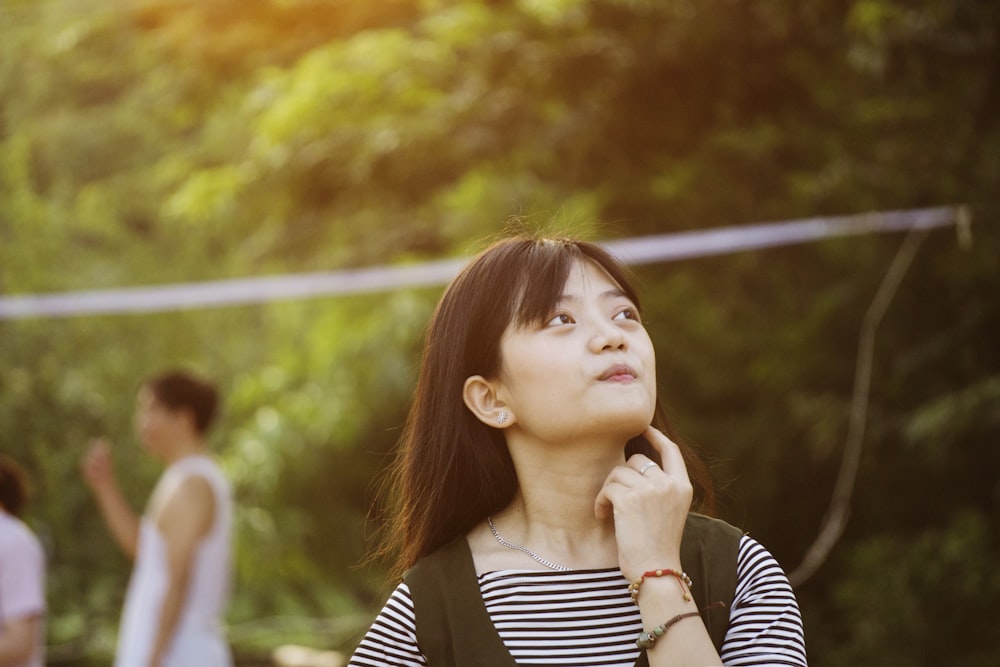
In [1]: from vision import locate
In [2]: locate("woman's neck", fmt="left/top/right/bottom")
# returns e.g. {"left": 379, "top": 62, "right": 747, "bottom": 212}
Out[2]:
{"left": 508, "top": 431, "right": 626, "bottom": 509}
{"left": 473, "top": 435, "right": 626, "bottom": 570}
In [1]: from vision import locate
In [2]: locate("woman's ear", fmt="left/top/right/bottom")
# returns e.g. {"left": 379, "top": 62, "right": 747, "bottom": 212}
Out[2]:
{"left": 463, "top": 375, "right": 514, "bottom": 429}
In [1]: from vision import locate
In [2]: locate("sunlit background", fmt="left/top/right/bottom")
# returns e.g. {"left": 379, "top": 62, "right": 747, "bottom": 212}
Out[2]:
{"left": 1, "top": 1, "right": 998, "bottom": 665}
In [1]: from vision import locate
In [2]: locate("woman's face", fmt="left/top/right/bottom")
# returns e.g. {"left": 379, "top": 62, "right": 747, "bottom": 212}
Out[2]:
{"left": 494, "top": 258, "right": 657, "bottom": 445}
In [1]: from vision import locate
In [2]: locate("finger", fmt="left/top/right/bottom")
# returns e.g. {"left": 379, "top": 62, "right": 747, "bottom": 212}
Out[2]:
{"left": 595, "top": 458, "right": 647, "bottom": 518}
{"left": 606, "top": 459, "right": 657, "bottom": 486}
{"left": 623, "top": 451, "right": 662, "bottom": 479}
{"left": 594, "top": 491, "right": 612, "bottom": 519}
{"left": 594, "top": 478, "right": 635, "bottom": 520}
{"left": 634, "top": 458, "right": 661, "bottom": 478}
{"left": 594, "top": 481, "right": 618, "bottom": 519}
{"left": 641, "top": 425, "right": 688, "bottom": 476}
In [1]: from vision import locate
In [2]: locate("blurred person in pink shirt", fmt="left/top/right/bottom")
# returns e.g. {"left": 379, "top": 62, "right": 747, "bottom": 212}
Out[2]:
{"left": 0, "top": 454, "right": 45, "bottom": 667}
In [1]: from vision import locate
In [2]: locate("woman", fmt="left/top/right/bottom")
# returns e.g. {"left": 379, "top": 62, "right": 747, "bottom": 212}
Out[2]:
{"left": 349, "top": 236, "right": 807, "bottom": 666}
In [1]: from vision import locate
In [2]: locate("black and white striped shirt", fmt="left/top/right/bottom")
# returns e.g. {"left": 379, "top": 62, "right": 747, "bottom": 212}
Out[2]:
{"left": 349, "top": 535, "right": 807, "bottom": 666}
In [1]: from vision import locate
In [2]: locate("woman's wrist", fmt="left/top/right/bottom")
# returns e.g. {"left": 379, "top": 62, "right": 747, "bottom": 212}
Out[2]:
{"left": 627, "top": 566, "right": 692, "bottom": 603}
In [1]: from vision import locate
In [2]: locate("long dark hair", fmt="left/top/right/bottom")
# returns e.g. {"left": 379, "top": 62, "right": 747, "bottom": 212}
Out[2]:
{"left": 375, "top": 235, "right": 715, "bottom": 579}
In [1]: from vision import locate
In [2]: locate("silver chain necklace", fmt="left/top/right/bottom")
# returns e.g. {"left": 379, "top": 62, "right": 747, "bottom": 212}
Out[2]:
{"left": 488, "top": 516, "right": 573, "bottom": 571}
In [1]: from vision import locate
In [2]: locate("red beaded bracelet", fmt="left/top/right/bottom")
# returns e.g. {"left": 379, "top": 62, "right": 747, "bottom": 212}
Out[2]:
{"left": 627, "top": 568, "right": 693, "bottom": 603}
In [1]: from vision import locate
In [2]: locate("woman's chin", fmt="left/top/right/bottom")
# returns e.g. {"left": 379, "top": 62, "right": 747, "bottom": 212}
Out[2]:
{"left": 593, "top": 413, "right": 654, "bottom": 443}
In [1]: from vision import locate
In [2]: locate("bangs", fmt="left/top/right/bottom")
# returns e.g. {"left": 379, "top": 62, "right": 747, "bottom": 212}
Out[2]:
{"left": 508, "top": 239, "right": 642, "bottom": 328}
{"left": 509, "top": 240, "right": 579, "bottom": 328}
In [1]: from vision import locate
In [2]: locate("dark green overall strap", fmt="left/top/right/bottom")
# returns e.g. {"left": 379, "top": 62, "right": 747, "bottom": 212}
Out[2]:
{"left": 405, "top": 535, "right": 517, "bottom": 666}
{"left": 405, "top": 513, "right": 742, "bottom": 666}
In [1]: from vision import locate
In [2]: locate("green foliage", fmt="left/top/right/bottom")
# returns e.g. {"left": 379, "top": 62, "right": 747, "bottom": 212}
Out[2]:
{"left": 809, "top": 509, "right": 1000, "bottom": 666}
{"left": 1, "top": 0, "right": 998, "bottom": 664}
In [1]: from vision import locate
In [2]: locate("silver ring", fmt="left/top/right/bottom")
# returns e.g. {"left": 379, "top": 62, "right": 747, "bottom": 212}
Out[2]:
{"left": 638, "top": 461, "right": 658, "bottom": 476}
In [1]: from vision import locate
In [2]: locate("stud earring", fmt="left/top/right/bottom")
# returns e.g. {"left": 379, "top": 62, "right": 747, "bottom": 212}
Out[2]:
{"left": 496, "top": 410, "right": 509, "bottom": 425}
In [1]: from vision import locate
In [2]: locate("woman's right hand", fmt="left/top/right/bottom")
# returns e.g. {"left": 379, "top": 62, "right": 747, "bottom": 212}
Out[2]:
{"left": 81, "top": 438, "right": 115, "bottom": 490}
{"left": 594, "top": 425, "right": 693, "bottom": 582}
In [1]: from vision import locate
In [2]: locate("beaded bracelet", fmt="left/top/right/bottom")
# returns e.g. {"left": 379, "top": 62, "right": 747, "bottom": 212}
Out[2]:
{"left": 635, "top": 610, "right": 701, "bottom": 649}
{"left": 635, "top": 602, "right": 726, "bottom": 650}
{"left": 627, "top": 568, "right": 693, "bottom": 603}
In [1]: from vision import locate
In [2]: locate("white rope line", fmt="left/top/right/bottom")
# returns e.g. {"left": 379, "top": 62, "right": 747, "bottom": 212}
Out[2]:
{"left": 0, "top": 259, "right": 467, "bottom": 320}
{"left": 0, "top": 205, "right": 965, "bottom": 320}
{"left": 601, "top": 205, "right": 960, "bottom": 265}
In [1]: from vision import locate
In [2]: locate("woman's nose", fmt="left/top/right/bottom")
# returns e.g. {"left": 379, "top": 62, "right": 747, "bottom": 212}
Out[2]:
{"left": 589, "top": 319, "right": 627, "bottom": 352}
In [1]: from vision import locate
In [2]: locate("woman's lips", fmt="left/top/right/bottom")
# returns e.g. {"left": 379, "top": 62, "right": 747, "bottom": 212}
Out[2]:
{"left": 598, "top": 364, "right": 637, "bottom": 382}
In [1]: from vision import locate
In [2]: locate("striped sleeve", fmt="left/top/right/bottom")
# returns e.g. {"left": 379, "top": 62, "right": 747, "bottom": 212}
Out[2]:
{"left": 347, "top": 583, "right": 426, "bottom": 667}
{"left": 720, "top": 535, "right": 808, "bottom": 666}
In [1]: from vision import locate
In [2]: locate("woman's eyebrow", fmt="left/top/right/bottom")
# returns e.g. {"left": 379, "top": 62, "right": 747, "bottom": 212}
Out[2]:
{"left": 557, "top": 288, "right": 629, "bottom": 302}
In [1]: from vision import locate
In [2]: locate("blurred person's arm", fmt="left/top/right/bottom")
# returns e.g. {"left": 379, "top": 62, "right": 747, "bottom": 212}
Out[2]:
{"left": 147, "top": 475, "right": 215, "bottom": 667}
{"left": 0, "top": 615, "right": 40, "bottom": 665}
{"left": 81, "top": 438, "right": 140, "bottom": 559}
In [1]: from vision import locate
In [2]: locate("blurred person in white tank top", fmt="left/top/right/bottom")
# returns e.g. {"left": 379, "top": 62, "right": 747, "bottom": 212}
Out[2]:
{"left": 82, "top": 370, "right": 233, "bottom": 667}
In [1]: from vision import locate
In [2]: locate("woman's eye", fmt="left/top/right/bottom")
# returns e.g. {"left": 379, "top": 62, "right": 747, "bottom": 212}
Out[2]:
{"left": 613, "top": 308, "right": 640, "bottom": 322}
{"left": 546, "top": 313, "right": 575, "bottom": 326}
